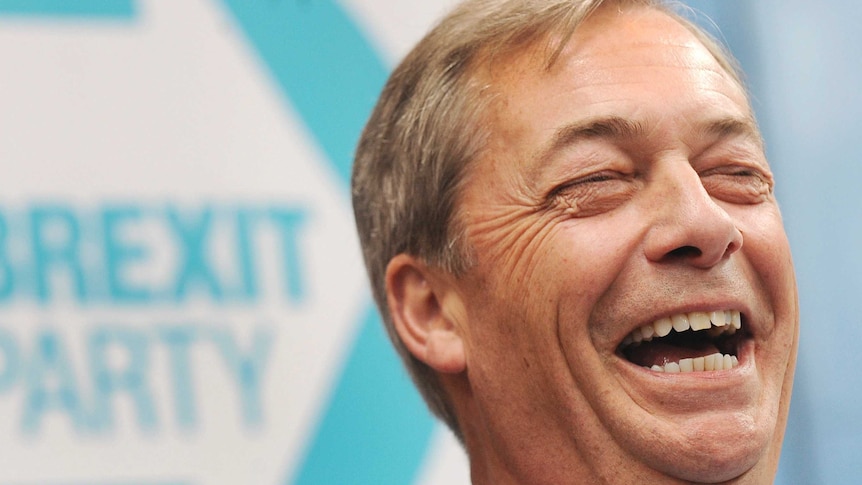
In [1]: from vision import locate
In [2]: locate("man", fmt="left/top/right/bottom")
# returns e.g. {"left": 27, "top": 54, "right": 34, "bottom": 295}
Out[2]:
{"left": 351, "top": 0, "right": 799, "bottom": 483}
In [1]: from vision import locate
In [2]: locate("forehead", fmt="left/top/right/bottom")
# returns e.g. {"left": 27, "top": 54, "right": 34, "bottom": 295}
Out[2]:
{"left": 476, "top": 5, "right": 752, "bottom": 162}
{"left": 485, "top": 5, "right": 741, "bottom": 91}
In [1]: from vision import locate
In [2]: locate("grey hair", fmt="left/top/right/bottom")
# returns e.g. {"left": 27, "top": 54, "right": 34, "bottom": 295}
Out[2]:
{"left": 351, "top": 0, "right": 744, "bottom": 440}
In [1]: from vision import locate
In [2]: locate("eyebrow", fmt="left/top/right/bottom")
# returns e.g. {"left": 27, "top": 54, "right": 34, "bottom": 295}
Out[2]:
{"left": 557, "top": 116, "right": 649, "bottom": 144}
{"left": 538, "top": 116, "right": 649, "bottom": 162}
{"left": 697, "top": 117, "right": 764, "bottom": 147}
{"left": 530, "top": 115, "right": 763, "bottom": 174}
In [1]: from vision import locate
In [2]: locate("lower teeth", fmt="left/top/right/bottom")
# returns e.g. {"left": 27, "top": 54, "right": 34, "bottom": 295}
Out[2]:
{"left": 648, "top": 353, "right": 738, "bottom": 373}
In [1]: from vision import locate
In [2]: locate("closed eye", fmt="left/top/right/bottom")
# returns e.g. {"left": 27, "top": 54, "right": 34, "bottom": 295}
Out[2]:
{"left": 700, "top": 165, "right": 774, "bottom": 204}
{"left": 547, "top": 170, "right": 636, "bottom": 217}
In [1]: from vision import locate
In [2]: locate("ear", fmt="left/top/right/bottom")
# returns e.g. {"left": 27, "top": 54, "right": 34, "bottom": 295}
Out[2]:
{"left": 385, "top": 254, "right": 466, "bottom": 374}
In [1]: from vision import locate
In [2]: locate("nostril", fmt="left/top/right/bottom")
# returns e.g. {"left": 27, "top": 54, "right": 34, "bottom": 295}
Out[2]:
{"left": 726, "top": 240, "right": 741, "bottom": 256}
{"left": 644, "top": 218, "right": 743, "bottom": 267}
{"left": 667, "top": 245, "right": 702, "bottom": 259}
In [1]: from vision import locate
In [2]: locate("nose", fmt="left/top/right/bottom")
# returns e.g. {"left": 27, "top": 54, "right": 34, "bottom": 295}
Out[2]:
{"left": 643, "top": 163, "right": 743, "bottom": 268}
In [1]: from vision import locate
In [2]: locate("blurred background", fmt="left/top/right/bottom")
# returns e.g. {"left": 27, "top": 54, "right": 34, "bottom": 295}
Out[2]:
{"left": 0, "top": 0, "right": 858, "bottom": 484}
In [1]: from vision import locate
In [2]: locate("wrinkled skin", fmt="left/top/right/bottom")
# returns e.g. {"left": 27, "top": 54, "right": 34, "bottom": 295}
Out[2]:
{"left": 387, "top": 4, "right": 798, "bottom": 484}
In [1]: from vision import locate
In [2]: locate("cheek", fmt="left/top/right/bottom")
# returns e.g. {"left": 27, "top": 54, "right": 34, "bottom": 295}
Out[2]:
{"left": 457, "top": 225, "right": 568, "bottom": 368}
{"left": 552, "top": 212, "right": 646, "bottom": 290}
{"left": 732, "top": 205, "right": 796, "bottom": 301}
{"left": 517, "top": 218, "right": 643, "bottom": 339}
{"left": 466, "top": 208, "right": 563, "bottom": 296}
{"left": 470, "top": 217, "right": 613, "bottom": 311}
{"left": 460, "top": 200, "right": 647, "bottom": 360}
{"left": 729, "top": 204, "right": 798, "bottom": 365}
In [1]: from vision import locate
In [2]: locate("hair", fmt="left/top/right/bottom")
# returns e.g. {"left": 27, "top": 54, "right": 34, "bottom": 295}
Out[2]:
{"left": 351, "top": 0, "right": 745, "bottom": 440}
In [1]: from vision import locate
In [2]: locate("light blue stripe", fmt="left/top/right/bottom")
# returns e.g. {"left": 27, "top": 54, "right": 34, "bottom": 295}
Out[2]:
{"left": 219, "top": 0, "right": 387, "bottom": 188}
{"left": 0, "top": 0, "right": 134, "bottom": 17}
{"left": 0, "top": 482, "right": 189, "bottom": 485}
{"left": 289, "top": 305, "right": 435, "bottom": 485}
{"left": 215, "top": 1, "right": 436, "bottom": 484}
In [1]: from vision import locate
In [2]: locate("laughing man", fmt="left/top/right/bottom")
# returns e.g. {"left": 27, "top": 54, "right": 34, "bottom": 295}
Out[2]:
{"left": 351, "top": 0, "right": 799, "bottom": 483}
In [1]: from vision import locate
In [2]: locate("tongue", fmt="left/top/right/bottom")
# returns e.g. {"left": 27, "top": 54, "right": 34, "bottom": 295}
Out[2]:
{"left": 624, "top": 340, "right": 721, "bottom": 368}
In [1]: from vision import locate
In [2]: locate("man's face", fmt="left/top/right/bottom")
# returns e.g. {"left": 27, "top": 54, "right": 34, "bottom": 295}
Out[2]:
{"left": 448, "top": 6, "right": 798, "bottom": 484}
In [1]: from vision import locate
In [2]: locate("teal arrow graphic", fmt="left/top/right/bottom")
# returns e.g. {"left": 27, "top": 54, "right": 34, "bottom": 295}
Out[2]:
{"left": 215, "top": 1, "right": 436, "bottom": 484}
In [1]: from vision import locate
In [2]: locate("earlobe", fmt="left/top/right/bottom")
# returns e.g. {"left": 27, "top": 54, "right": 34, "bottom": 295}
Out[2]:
{"left": 385, "top": 254, "right": 466, "bottom": 374}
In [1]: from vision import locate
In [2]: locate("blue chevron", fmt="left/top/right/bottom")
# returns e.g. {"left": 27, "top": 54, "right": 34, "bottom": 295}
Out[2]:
{"left": 218, "top": 0, "right": 386, "bottom": 188}
{"left": 215, "top": 1, "right": 436, "bottom": 484}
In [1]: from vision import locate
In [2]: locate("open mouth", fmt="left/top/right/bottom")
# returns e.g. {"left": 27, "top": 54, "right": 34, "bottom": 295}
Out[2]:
{"left": 617, "top": 310, "right": 747, "bottom": 373}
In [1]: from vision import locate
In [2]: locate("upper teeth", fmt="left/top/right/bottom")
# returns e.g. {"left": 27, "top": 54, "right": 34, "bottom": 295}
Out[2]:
{"left": 622, "top": 310, "right": 742, "bottom": 347}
